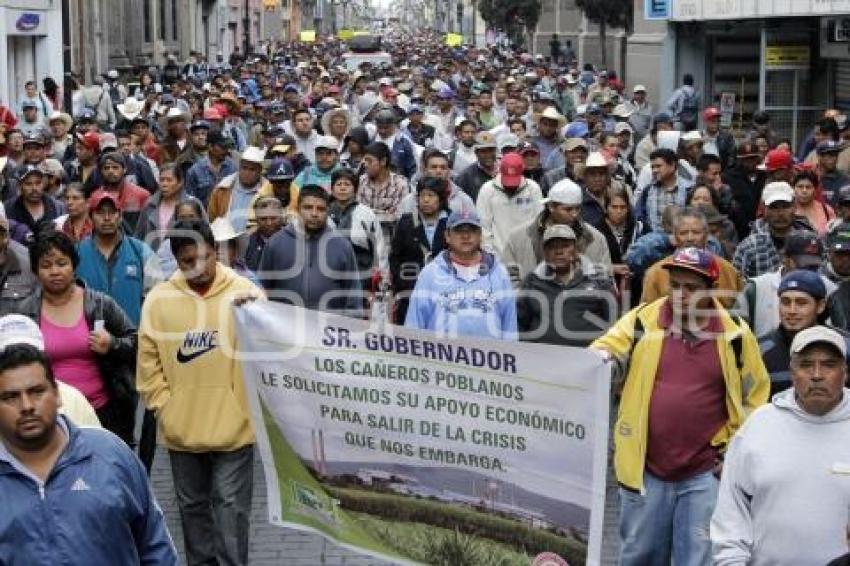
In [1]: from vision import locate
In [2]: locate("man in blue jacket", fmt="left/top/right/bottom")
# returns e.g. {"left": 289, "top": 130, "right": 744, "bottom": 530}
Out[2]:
{"left": 0, "top": 343, "right": 177, "bottom": 565}
{"left": 405, "top": 210, "right": 517, "bottom": 340}
{"left": 76, "top": 190, "right": 158, "bottom": 326}
{"left": 258, "top": 184, "right": 363, "bottom": 316}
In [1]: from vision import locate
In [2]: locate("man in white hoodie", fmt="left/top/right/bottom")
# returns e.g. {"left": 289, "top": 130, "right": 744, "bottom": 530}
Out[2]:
{"left": 711, "top": 325, "right": 850, "bottom": 565}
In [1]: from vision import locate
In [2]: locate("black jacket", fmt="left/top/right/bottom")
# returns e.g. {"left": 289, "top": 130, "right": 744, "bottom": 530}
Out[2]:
{"left": 0, "top": 240, "right": 38, "bottom": 315}
{"left": 453, "top": 162, "right": 493, "bottom": 203}
{"left": 829, "top": 281, "right": 850, "bottom": 332}
{"left": 17, "top": 285, "right": 138, "bottom": 406}
{"left": 258, "top": 223, "right": 362, "bottom": 315}
{"left": 722, "top": 165, "right": 766, "bottom": 239}
{"left": 713, "top": 130, "right": 737, "bottom": 171}
{"left": 760, "top": 324, "right": 850, "bottom": 398}
{"left": 4, "top": 194, "right": 65, "bottom": 234}
{"left": 406, "top": 123, "right": 436, "bottom": 147}
{"left": 593, "top": 216, "right": 641, "bottom": 266}
{"left": 389, "top": 212, "right": 448, "bottom": 323}
{"left": 517, "top": 260, "right": 616, "bottom": 346}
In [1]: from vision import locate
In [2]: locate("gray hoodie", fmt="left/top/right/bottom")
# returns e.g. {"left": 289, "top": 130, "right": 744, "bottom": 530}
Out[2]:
{"left": 711, "top": 388, "right": 850, "bottom": 565}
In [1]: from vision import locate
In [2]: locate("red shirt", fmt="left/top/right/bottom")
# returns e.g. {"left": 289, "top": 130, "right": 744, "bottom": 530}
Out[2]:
{"left": 106, "top": 180, "right": 150, "bottom": 213}
{"left": 645, "top": 300, "right": 728, "bottom": 481}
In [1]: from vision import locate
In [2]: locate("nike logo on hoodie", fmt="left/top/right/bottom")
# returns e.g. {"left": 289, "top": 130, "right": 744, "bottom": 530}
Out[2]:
{"left": 176, "top": 330, "right": 219, "bottom": 364}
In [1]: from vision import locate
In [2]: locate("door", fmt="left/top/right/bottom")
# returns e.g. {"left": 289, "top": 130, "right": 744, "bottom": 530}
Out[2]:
{"left": 8, "top": 36, "right": 37, "bottom": 111}
{"left": 760, "top": 27, "right": 824, "bottom": 148}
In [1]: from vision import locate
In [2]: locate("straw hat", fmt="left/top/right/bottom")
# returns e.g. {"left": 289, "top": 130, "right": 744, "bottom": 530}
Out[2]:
{"left": 47, "top": 110, "right": 74, "bottom": 130}
{"left": 535, "top": 106, "right": 567, "bottom": 128}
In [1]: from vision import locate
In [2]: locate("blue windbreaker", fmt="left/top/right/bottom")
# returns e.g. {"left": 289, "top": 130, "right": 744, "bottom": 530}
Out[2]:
{"left": 0, "top": 417, "right": 178, "bottom": 565}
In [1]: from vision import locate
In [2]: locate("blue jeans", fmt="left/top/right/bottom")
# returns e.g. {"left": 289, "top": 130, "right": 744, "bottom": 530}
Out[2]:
{"left": 619, "top": 469, "right": 718, "bottom": 566}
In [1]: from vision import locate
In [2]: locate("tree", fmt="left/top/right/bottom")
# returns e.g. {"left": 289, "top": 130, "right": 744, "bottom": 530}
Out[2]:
{"left": 479, "top": 0, "right": 542, "bottom": 48}
{"left": 575, "top": 0, "right": 633, "bottom": 69}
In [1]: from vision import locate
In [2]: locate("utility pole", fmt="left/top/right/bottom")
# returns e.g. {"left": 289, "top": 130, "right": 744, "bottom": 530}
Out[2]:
{"left": 471, "top": 0, "right": 477, "bottom": 47}
{"left": 62, "top": 0, "right": 72, "bottom": 113}
{"left": 243, "top": 0, "right": 251, "bottom": 55}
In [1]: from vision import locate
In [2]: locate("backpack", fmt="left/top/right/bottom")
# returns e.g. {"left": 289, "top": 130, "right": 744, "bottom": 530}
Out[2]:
{"left": 84, "top": 88, "right": 106, "bottom": 115}
{"left": 678, "top": 89, "right": 699, "bottom": 128}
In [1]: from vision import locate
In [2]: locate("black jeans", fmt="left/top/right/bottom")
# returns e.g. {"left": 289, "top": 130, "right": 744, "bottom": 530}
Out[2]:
{"left": 95, "top": 399, "right": 135, "bottom": 446}
{"left": 169, "top": 445, "right": 254, "bottom": 566}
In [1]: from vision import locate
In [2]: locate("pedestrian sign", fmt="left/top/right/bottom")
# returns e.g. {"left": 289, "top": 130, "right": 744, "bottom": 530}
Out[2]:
{"left": 645, "top": 0, "right": 671, "bottom": 20}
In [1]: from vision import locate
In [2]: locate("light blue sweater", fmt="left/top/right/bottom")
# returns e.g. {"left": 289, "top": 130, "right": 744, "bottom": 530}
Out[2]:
{"left": 404, "top": 250, "right": 517, "bottom": 341}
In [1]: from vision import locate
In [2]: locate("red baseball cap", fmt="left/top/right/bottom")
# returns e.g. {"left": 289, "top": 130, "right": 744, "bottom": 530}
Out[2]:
{"left": 88, "top": 189, "right": 122, "bottom": 213}
{"left": 703, "top": 107, "right": 721, "bottom": 121}
{"left": 203, "top": 107, "right": 223, "bottom": 121}
{"left": 75, "top": 131, "right": 101, "bottom": 153}
{"left": 758, "top": 148, "right": 793, "bottom": 172}
{"left": 662, "top": 247, "right": 720, "bottom": 283}
{"left": 500, "top": 153, "right": 525, "bottom": 188}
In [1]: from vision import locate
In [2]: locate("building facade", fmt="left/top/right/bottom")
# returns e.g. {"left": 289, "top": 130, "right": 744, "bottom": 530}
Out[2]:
{"left": 531, "top": 1, "right": 627, "bottom": 75}
{"left": 0, "top": 0, "right": 63, "bottom": 110}
{"left": 69, "top": 0, "right": 265, "bottom": 84}
{"left": 262, "top": 0, "right": 302, "bottom": 42}
{"left": 628, "top": 0, "right": 850, "bottom": 146}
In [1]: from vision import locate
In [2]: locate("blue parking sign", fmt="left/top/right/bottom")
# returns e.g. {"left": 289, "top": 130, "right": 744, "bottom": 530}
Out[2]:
{"left": 645, "top": 0, "right": 671, "bottom": 20}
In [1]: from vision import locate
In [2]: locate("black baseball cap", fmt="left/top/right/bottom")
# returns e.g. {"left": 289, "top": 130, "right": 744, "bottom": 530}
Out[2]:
{"left": 784, "top": 232, "right": 825, "bottom": 268}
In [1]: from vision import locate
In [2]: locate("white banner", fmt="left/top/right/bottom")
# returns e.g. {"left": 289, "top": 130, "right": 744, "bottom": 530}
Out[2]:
{"left": 235, "top": 302, "right": 611, "bottom": 565}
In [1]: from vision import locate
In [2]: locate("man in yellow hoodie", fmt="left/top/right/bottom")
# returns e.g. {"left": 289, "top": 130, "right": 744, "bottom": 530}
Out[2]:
{"left": 591, "top": 247, "right": 769, "bottom": 566}
{"left": 137, "top": 218, "right": 262, "bottom": 566}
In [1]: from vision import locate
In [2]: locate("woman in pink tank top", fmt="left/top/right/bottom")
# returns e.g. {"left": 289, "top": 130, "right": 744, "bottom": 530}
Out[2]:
{"left": 20, "top": 231, "right": 138, "bottom": 445}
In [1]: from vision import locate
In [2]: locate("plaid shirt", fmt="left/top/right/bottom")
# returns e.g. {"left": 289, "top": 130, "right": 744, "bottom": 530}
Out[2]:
{"left": 732, "top": 219, "right": 806, "bottom": 279}
{"left": 645, "top": 181, "right": 687, "bottom": 232}
{"left": 357, "top": 172, "right": 410, "bottom": 224}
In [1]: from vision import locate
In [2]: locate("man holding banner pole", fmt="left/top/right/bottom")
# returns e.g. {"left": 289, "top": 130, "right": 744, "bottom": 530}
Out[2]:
{"left": 591, "top": 247, "right": 769, "bottom": 566}
{"left": 137, "top": 219, "right": 263, "bottom": 566}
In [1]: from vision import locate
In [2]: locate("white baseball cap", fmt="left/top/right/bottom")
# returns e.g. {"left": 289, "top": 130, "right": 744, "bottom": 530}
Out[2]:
{"left": 584, "top": 151, "right": 610, "bottom": 169}
{"left": 633, "top": 84, "right": 647, "bottom": 93}
{"left": 0, "top": 315, "right": 44, "bottom": 351}
{"left": 543, "top": 178, "right": 582, "bottom": 206}
{"left": 762, "top": 181, "right": 794, "bottom": 206}
{"left": 315, "top": 135, "right": 339, "bottom": 152}
{"left": 240, "top": 146, "right": 266, "bottom": 164}
{"left": 791, "top": 325, "right": 847, "bottom": 357}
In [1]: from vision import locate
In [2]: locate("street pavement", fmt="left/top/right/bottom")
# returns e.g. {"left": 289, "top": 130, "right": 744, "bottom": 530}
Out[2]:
{"left": 151, "top": 445, "right": 619, "bottom": 565}
{"left": 150, "top": 446, "right": 389, "bottom": 565}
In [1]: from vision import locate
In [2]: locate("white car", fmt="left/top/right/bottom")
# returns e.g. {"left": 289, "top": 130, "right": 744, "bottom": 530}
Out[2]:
{"left": 342, "top": 51, "right": 393, "bottom": 72}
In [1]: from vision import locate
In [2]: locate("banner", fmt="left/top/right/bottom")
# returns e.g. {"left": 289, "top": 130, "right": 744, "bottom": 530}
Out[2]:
{"left": 299, "top": 30, "right": 316, "bottom": 43}
{"left": 235, "top": 302, "right": 610, "bottom": 565}
{"left": 445, "top": 33, "right": 464, "bottom": 47}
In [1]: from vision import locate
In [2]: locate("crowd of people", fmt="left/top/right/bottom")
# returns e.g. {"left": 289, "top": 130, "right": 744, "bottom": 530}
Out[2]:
{"left": 0, "top": 27, "right": 849, "bottom": 565}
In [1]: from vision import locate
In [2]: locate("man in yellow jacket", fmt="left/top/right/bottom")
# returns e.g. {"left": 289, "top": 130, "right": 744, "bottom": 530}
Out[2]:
{"left": 137, "top": 218, "right": 263, "bottom": 566}
{"left": 591, "top": 247, "right": 769, "bottom": 566}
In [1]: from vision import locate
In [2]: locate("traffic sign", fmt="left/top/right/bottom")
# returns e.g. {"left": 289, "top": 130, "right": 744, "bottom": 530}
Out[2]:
{"left": 645, "top": 0, "right": 671, "bottom": 20}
